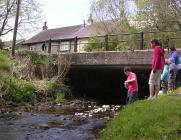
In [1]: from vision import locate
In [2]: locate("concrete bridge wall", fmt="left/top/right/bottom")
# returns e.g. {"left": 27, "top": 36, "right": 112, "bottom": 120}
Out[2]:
{"left": 61, "top": 50, "right": 152, "bottom": 69}
{"left": 72, "top": 51, "right": 151, "bottom": 64}
{"left": 61, "top": 49, "right": 181, "bottom": 68}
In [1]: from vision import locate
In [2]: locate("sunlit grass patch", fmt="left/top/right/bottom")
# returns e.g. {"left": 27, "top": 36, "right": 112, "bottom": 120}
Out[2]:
{"left": 99, "top": 94, "right": 181, "bottom": 140}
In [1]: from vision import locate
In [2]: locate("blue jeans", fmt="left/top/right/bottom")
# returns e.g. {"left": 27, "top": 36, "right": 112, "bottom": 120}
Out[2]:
{"left": 126, "top": 92, "right": 138, "bottom": 105}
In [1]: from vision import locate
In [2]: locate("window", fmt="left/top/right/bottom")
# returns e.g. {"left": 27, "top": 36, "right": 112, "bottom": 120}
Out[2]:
{"left": 60, "top": 41, "right": 69, "bottom": 51}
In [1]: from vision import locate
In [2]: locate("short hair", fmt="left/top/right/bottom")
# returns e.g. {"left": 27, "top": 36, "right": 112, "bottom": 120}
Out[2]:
{"left": 124, "top": 66, "right": 131, "bottom": 72}
{"left": 169, "top": 45, "right": 176, "bottom": 51}
{"left": 151, "top": 39, "right": 160, "bottom": 45}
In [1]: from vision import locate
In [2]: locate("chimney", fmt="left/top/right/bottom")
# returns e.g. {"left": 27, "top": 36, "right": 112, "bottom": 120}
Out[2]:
{"left": 87, "top": 14, "right": 93, "bottom": 25}
{"left": 43, "top": 21, "right": 48, "bottom": 30}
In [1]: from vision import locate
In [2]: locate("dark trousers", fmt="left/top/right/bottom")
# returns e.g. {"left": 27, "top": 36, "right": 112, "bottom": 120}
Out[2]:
{"left": 126, "top": 92, "right": 138, "bottom": 105}
{"left": 176, "top": 69, "right": 181, "bottom": 88}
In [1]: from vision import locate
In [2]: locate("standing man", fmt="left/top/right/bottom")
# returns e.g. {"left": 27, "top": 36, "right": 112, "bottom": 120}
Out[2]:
{"left": 124, "top": 66, "right": 138, "bottom": 105}
{"left": 148, "top": 39, "right": 165, "bottom": 99}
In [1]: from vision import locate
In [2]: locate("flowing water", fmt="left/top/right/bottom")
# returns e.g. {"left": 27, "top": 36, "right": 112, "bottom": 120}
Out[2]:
{"left": 0, "top": 100, "right": 121, "bottom": 140}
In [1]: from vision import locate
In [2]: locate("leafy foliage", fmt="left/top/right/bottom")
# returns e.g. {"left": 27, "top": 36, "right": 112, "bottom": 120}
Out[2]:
{"left": 31, "top": 52, "right": 48, "bottom": 65}
{"left": 55, "top": 92, "right": 65, "bottom": 103}
{"left": 89, "top": 0, "right": 181, "bottom": 50}
{"left": 45, "top": 80, "right": 69, "bottom": 103}
{"left": 17, "top": 51, "right": 56, "bottom": 65}
{"left": 0, "top": 50, "right": 67, "bottom": 103}
{"left": 0, "top": 50, "right": 11, "bottom": 72}
{"left": 85, "top": 37, "right": 105, "bottom": 51}
{"left": 0, "top": 75, "right": 35, "bottom": 102}
{"left": 134, "top": 0, "right": 181, "bottom": 48}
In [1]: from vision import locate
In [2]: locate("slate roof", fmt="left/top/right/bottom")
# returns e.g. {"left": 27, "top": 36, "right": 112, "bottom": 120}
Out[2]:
{"left": 24, "top": 20, "right": 117, "bottom": 45}
{"left": 24, "top": 24, "right": 94, "bottom": 44}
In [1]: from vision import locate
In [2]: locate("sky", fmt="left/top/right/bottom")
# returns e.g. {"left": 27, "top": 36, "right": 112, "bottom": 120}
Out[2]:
{"left": 2, "top": 0, "right": 91, "bottom": 41}
{"left": 38, "top": 0, "right": 91, "bottom": 29}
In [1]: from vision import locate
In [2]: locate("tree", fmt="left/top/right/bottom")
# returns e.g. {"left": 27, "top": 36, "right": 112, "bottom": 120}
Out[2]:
{"left": 87, "top": 0, "right": 139, "bottom": 51}
{"left": 134, "top": 0, "right": 181, "bottom": 47}
{"left": 0, "top": 0, "right": 42, "bottom": 37}
{"left": 90, "top": 0, "right": 135, "bottom": 33}
{"left": 134, "top": 0, "right": 179, "bottom": 31}
{"left": 12, "top": 0, "right": 21, "bottom": 57}
{"left": 89, "top": 0, "right": 181, "bottom": 50}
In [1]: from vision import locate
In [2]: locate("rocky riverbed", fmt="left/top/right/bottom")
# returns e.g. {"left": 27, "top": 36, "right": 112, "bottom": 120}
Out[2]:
{"left": 0, "top": 100, "right": 121, "bottom": 140}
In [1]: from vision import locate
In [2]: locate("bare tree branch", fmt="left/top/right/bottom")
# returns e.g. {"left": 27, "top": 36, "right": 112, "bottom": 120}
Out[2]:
{"left": 0, "top": 0, "right": 42, "bottom": 38}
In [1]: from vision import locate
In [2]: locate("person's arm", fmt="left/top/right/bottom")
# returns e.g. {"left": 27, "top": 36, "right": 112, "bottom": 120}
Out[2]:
{"left": 125, "top": 73, "right": 136, "bottom": 83}
{"left": 125, "top": 78, "right": 136, "bottom": 83}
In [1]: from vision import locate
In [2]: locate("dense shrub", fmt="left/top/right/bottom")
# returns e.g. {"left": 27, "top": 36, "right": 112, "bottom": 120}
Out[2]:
{"left": 0, "top": 75, "right": 35, "bottom": 102}
{"left": 55, "top": 92, "right": 65, "bottom": 103}
{"left": 0, "top": 50, "right": 67, "bottom": 103}
{"left": 49, "top": 81, "right": 71, "bottom": 99}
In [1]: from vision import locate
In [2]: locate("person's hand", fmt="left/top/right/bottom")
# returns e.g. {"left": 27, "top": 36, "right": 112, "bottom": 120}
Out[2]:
{"left": 124, "top": 82, "right": 128, "bottom": 88}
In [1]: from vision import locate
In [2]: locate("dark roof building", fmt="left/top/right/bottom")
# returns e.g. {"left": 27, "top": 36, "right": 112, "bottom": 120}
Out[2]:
{"left": 23, "top": 15, "right": 115, "bottom": 53}
{"left": 24, "top": 24, "right": 92, "bottom": 45}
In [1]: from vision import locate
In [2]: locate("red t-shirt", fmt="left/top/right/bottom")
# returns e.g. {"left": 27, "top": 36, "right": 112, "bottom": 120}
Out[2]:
{"left": 127, "top": 72, "right": 138, "bottom": 93}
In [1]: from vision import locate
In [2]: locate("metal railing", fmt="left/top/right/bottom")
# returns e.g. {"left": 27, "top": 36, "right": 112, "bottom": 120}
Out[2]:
{"left": 48, "top": 29, "right": 181, "bottom": 53}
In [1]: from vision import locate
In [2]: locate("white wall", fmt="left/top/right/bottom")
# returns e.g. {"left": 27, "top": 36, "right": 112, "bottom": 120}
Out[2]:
{"left": 28, "top": 38, "right": 89, "bottom": 54}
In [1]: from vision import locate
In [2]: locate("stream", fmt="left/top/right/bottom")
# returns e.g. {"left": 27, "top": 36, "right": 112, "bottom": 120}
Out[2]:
{"left": 0, "top": 100, "right": 121, "bottom": 140}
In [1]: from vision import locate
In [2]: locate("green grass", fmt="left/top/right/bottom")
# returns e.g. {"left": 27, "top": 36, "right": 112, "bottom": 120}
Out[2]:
{"left": 0, "top": 50, "right": 11, "bottom": 72}
{"left": 99, "top": 95, "right": 181, "bottom": 140}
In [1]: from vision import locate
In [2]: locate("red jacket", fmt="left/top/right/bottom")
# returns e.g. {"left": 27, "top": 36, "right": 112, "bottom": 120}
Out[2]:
{"left": 152, "top": 45, "right": 165, "bottom": 73}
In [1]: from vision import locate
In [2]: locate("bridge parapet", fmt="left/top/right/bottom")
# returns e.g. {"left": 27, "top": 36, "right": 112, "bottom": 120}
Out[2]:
{"left": 63, "top": 50, "right": 153, "bottom": 65}
{"left": 59, "top": 49, "right": 181, "bottom": 69}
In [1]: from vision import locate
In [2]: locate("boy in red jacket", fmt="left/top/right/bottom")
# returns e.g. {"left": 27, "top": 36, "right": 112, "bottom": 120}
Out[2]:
{"left": 124, "top": 66, "right": 138, "bottom": 105}
{"left": 148, "top": 39, "right": 165, "bottom": 99}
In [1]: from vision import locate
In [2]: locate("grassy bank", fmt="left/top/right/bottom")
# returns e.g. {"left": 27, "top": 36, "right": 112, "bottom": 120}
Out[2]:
{"left": 99, "top": 93, "right": 181, "bottom": 140}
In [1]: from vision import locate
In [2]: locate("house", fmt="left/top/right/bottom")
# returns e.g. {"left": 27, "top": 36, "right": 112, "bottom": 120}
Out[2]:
{"left": 23, "top": 15, "right": 110, "bottom": 54}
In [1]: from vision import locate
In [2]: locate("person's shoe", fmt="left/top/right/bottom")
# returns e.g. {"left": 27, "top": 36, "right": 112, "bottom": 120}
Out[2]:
{"left": 152, "top": 96, "right": 157, "bottom": 99}
{"left": 147, "top": 97, "right": 153, "bottom": 100}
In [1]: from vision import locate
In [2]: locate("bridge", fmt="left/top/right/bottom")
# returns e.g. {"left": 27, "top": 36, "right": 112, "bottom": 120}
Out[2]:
{"left": 60, "top": 49, "right": 181, "bottom": 68}
{"left": 61, "top": 50, "right": 154, "bottom": 69}
{"left": 59, "top": 49, "right": 180, "bottom": 104}
{"left": 60, "top": 50, "right": 153, "bottom": 104}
